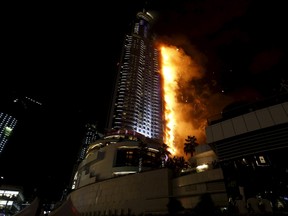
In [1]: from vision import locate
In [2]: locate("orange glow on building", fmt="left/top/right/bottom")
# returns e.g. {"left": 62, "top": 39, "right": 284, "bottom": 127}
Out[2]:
{"left": 161, "top": 46, "right": 178, "bottom": 155}
{"left": 160, "top": 45, "right": 209, "bottom": 158}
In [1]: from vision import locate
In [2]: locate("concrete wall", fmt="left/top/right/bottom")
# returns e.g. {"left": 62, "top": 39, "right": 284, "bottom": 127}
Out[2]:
{"left": 172, "top": 168, "right": 228, "bottom": 208}
{"left": 70, "top": 168, "right": 171, "bottom": 215}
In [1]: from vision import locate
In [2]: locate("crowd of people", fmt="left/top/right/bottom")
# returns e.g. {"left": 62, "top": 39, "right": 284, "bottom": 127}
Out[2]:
{"left": 229, "top": 194, "right": 274, "bottom": 215}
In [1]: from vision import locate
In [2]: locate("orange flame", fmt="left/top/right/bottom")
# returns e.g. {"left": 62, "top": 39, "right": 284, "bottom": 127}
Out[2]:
{"left": 161, "top": 46, "right": 178, "bottom": 155}
{"left": 160, "top": 44, "right": 208, "bottom": 158}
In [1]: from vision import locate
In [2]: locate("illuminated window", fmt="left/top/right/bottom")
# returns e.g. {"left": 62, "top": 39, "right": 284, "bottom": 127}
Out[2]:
{"left": 259, "top": 156, "right": 266, "bottom": 163}
{"left": 115, "top": 149, "right": 138, "bottom": 167}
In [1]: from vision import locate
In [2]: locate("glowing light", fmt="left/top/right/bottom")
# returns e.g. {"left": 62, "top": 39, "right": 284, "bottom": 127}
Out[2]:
{"left": 4, "top": 127, "right": 13, "bottom": 137}
{"left": 196, "top": 164, "right": 208, "bottom": 172}
{"left": 113, "top": 171, "right": 136, "bottom": 175}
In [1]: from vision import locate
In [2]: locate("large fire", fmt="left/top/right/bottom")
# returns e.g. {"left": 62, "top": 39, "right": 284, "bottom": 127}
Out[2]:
{"left": 160, "top": 45, "right": 211, "bottom": 158}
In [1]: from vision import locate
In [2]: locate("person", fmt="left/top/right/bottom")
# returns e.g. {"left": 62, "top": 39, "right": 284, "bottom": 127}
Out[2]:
{"left": 227, "top": 196, "right": 237, "bottom": 215}
{"left": 247, "top": 194, "right": 261, "bottom": 215}
{"left": 193, "top": 193, "right": 217, "bottom": 216}
{"left": 234, "top": 194, "right": 248, "bottom": 215}
{"left": 166, "top": 197, "right": 184, "bottom": 215}
{"left": 258, "top": 194, "right": 273, "bottom": 215}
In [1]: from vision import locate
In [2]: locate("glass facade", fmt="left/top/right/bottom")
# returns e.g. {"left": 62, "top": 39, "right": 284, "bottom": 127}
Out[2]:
{"left": 107, "top": 10, "right": 163, "bottom": 142}
{"left": 0, "top": 112, "right": 17, "bottom": 154}
{"left": 78, "top": 123, "right": 99, "bottom": 161}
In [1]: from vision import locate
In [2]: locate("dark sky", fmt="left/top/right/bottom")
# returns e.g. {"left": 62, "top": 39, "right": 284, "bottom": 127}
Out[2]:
{"left": 1, "top": 0, "right": 287, "bottom": 202}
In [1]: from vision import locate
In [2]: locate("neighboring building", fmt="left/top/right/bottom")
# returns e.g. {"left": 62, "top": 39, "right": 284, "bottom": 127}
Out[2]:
{"left": 0, "top": 185, "right": 25, "bottom": 215}
{"left": 206, "top": 93, "right": 288, "bottom": 209}
{"left": 106, "top": 9, "right": 163, "bottom": 142}
{"left": 13, "top": 197, "right": 42, "bottom": 216}
{"left": 0, "top": 94, "right": 44, "bottom": 214}
{"left": 77, "top": 123, "right": 102, "bottom": 162}
{"left": 0, "top": 94, "right": 42, "bottom": 155}
{"left": 68, "top": 122, "right": 104, "bottom": 190}
{"left": 0, "top": 112, "right": 17, "bottom": 155}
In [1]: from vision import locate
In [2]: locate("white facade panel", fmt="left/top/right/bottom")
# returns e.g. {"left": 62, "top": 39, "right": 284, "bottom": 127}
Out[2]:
{"left": 232, "top": 116, "right": 248, "bottom": 135}
{"left": 269, "top": 103, "right": 288, "bottom": 124}
{"left": 211, "top": 124, "right": 223, "bottom": 141}
{"left": 256, "top": 108, "right": 274, "bottom": 128}
{"left": 222, "top": 120, "right": 235, "bottom": 139}
{"left": 244, "top": 112, "right": 260, "bottom": 131}
{"left": 205, "top": 102, "right": 288, "bottom": 144}
{"left": 205, "top": 127, "right": 213, "bottom": 143}
{"left": 283, "top": 102, "right": 288, "bottom": 114}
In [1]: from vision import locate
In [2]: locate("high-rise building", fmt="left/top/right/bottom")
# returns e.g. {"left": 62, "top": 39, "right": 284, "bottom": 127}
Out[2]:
{"left": 45, "top": 9, "right": 230, "bottom": 216}
{"left": 206, "top": 93, "right": 288, "bottom": 200}
{"left": 0, "top": 112, "right": 17, "bottom": 154}
{"left": 77, "top": 123, "right": 101, "bottom": 162}
{"left": 0, "top": 94, "right": 42, "bottom": 155}
{"left": 107, "top": 10, "right": 163, "bottom": 142}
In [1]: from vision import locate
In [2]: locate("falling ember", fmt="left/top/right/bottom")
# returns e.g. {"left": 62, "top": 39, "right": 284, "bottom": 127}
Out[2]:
{"left": 160, "top": 45, "right": 208, "bottom": 157}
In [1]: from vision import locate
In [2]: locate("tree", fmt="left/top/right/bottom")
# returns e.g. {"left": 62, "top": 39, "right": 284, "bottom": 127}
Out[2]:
{"left": 157, "top": 143, "right": 171, "bottom": 168}
{"left": 138, "top": 140, "right": 148, "bottom": 172}
{"left": 184, "top": 135, "right": 199, "bottom": 157}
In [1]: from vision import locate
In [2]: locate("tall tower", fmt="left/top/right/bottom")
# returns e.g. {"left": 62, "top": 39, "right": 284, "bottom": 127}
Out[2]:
{"left": 0, "top": 113, "right": 17, "bottom": 154}
{"left": 0, "top": 94, "right": 42, "bottom": 155}
{"left": 77, "top": 123, "right": 101, "bottom": 162}
{"left": 107, "top": 10, "right": 163, "bottom": 142}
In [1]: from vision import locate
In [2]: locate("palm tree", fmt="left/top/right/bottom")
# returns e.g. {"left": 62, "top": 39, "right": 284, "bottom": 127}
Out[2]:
{"left": 138, "top": 140, "right": 148, "bottom": 172}
{"left": 157, "top": 143, "right": 171, "bottom": 168}
{"left": 184, "top": 135, "right": 199, "bottom": 157}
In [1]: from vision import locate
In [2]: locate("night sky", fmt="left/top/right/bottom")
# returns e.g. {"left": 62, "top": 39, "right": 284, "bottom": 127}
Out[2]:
{"left": 1, "top": 0, "right": 287, "bottom": 202}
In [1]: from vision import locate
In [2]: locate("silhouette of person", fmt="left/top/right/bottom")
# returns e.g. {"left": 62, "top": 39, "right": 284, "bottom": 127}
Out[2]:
{"left": 234, "top": 194, "right": 248, "bottom": 215}
{"left": 166, "top": 197, "right": 184, "bottom": 215}
{"left": 193, "top": 193, "right": 216, "bottom": 216}
{"left": 247, "top": 194, "right": 261, "bottom": 215}
{"left": 258, "top": 194, "right": 273, "bottom": 215}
